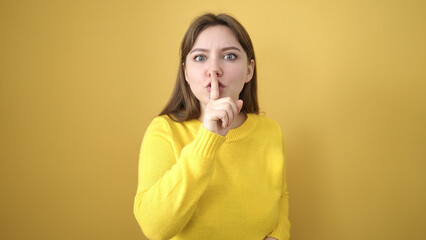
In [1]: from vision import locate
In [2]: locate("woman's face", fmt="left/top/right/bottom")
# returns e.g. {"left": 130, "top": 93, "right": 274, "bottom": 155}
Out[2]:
{"left": 184, "top": 25, "right": 254, "bottom": 110}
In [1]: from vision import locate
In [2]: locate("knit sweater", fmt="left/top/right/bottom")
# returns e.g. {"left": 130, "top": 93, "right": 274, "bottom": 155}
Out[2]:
{"left": 134, "top": 113, "right": 290, "bottom": 240}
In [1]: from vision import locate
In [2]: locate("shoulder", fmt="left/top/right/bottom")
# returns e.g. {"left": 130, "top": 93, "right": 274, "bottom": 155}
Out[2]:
{"left": 148, "top": 114, "right": 175, "bottom": 127}
{"left": 251, "top": 114, "right": 286, "bottom": 152}
{"left": 146, "top": 115, "right": 171, "bottom": 130}
{"left": 248, "top": 114, "right": 284, "bottom": 141}
{"left": 145, "top": 114, "right": 200, "bottom": 139}
{"left": 143, "top": 115, "right": 175, "bottom": 140}
{"left": 250, "top": 114, "right": 282, "bottom": 132}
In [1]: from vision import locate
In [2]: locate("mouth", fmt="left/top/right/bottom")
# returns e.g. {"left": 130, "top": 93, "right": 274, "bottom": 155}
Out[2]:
{"left": 206, "top": 81, "right": 225, "bottom": 93}
{"left": 206, "top": 81, "right": 225, "bottom": 88}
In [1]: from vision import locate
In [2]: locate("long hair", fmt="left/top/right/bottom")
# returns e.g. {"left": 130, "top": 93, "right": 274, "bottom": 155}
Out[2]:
{"left": 160, "top": 13, "right": 259, "bottom": 122}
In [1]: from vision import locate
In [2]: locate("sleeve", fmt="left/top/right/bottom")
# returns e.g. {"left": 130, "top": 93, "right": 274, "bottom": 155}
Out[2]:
{"left": 268, "top": 125, "right": 291, "bottom": 240}
{"left": 133, "top": 117, "right": 225, "bottom": 240}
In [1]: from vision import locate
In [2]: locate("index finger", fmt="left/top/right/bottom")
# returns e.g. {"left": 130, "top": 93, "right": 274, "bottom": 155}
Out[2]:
{"left": 209, "top": 70, "right": 219, "bottom": 101}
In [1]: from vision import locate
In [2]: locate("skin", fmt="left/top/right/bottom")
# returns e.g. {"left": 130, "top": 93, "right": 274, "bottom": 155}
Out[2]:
{"left": 184, "top": 25, "right": 255, "bottom": 136}
{"left": 184, "top": 25, "right": 279, "bottom": 240}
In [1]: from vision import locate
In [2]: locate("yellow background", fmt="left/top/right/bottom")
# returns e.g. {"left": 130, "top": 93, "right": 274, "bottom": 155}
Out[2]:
{"left": 1, "top": 0, "right": 425, "bottom": 239}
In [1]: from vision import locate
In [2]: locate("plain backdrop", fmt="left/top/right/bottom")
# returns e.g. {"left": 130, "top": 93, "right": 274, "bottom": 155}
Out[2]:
{"left": 1, "top": 0, "right": 425, "bottom": 239}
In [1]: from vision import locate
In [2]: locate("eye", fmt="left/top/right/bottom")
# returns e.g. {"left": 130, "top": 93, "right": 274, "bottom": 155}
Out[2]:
{"left": 224, "top": 53, "right": 237, "bottom": 60}
{"left": 194, "top": 55, "right": 206, "bottom": 62}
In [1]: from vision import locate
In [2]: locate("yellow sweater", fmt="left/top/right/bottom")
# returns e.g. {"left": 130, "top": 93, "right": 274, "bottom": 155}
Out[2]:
{"left": 134, "top": 113, "right": 290, "bottom": 240}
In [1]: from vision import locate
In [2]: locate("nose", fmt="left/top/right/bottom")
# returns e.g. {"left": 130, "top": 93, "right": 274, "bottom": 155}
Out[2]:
{"left": 208, "top": 58, "right": 222, "bottom": 78}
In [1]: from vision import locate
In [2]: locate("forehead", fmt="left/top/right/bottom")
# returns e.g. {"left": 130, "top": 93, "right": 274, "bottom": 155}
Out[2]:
{"left": 192, "top": 25, "right": 241, "bottom": 48}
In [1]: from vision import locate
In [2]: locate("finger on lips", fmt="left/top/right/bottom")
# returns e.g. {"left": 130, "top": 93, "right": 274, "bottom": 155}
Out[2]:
{"left": 209, "top": 70, "right": 219, "bottom": 101}
{"left": 206, "top": 70, "right": 244, "bottom": 131}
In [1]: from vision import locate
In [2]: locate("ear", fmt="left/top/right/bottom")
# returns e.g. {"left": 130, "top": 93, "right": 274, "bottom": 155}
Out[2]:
{"left": 183, "top": 62, "right": 188, "bottom": 82}
{"left": 245, "top": 59, "right": 255, "bottom": 83}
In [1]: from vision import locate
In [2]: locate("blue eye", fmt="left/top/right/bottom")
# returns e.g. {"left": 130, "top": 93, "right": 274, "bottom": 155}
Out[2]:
{"left": 194, "top": 55, "right": 206, "bottom": 62}
{"left": 224, "top": 53, "right": 237, "bottom": 60}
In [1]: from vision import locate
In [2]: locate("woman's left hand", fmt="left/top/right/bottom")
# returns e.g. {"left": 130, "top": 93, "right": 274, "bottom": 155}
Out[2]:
{"left": 264, "top": 237, "right": 278, "bottom": 240}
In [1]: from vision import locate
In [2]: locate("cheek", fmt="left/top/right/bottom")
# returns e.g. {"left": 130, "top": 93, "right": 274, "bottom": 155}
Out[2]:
{"left": 226, "top": 65, "right": 247, "bottom": 82}
{"left": 185, "top": 68, "right": 205, "bottom": 94}
{"left": 185, "top": 66, "right": 203, "bottom": 83}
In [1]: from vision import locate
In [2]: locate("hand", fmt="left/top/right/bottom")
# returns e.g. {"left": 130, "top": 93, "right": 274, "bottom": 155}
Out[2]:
{"left": 264, "top": 237, "right": 278, "bottom": 240}
{"left": 202, "top": 70, "right": 243, "bottom": 136}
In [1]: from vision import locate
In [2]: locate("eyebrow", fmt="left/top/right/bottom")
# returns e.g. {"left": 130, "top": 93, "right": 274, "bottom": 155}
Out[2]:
{"left": 189, "top": 46, "right": 242, "bottom": 54}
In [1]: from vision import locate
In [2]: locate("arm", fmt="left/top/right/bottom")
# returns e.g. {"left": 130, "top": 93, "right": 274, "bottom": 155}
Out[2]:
{"left": 267, "top": 128, "right": 291, "bottom": 240}
{"left": 267, "top": 181, "right": 290, "bottom": 240}
{"left": 133, "top": 117, "right": 225, "bottom": 240}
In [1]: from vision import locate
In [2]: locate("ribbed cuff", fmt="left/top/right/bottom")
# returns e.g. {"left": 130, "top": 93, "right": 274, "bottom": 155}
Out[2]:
{"left": 192, "top": 125, "right": 226, "bottom": 160}
{"left": 269, "top": 226, "right": 290, "bottom": 240}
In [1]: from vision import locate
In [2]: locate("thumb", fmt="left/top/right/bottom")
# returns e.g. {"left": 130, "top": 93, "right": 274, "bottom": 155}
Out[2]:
{"left": 236, "top": 100, "right": 243, "bottom": 113}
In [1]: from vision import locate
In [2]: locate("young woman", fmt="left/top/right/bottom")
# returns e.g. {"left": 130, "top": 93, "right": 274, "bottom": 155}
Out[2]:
{"left": 134, "top": 13, "right": 290, "bottom": 240}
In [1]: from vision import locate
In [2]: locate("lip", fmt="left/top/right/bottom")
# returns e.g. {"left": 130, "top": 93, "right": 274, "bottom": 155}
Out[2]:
{"left": 206, "top": 81, "right": 225, "bottom": 88}
{"left": 206, "top": 86, "right": 225, "bottom": 93}
{"left": 206, "top": 81, "right": 225, "bottom": 92}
